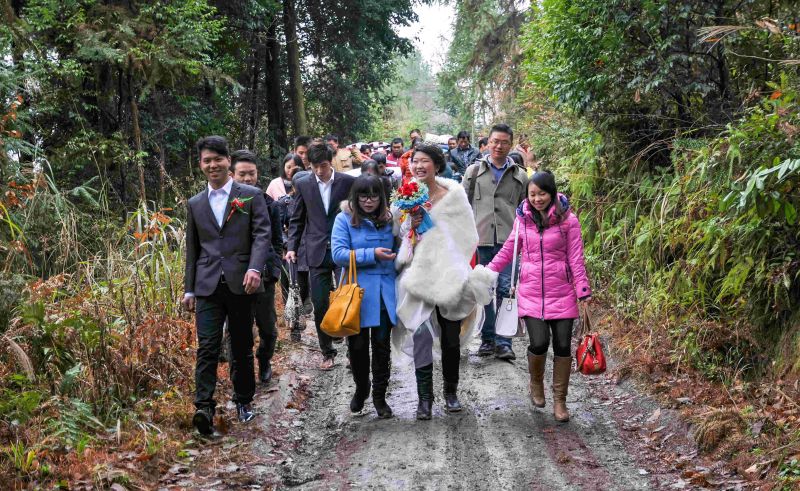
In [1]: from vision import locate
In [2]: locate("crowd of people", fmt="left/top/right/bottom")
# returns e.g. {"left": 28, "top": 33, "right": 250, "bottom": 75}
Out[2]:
{"left": 182, "top": 123, "right": 590, "bottom": 435}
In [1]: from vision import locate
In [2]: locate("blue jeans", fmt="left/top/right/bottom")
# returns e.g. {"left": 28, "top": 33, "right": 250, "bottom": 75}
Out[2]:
{"left": 477, "top": 244, "right": 512, "bottom": 347}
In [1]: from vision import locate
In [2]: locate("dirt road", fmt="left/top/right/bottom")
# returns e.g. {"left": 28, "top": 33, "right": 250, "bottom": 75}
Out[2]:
{"left": 271, "top": 334, "right": 707, "bottom": 490}
{"left": 161, "top": 326, "right": 738, "bottom": 490}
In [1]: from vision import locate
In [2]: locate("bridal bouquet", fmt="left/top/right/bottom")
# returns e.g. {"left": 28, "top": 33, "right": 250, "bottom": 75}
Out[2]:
{"left": 392, "top": 180, "right": 433, "bottom": 246}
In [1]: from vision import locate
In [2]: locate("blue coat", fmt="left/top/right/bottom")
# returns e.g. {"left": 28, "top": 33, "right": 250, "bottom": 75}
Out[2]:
{"left": 331, "top": 211, "right": 397, "bottom": 328}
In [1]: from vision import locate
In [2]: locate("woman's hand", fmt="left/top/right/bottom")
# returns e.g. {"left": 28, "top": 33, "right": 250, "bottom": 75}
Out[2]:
{"left": 410, "top": 209, "right": 423, "bottom": 229}
{"left": 374, "top": 247, "right": 397, "bottom": 261}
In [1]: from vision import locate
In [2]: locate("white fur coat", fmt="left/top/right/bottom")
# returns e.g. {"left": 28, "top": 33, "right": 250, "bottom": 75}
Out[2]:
{"left": 392, "top": 177, "right": 495, "bottom": 321}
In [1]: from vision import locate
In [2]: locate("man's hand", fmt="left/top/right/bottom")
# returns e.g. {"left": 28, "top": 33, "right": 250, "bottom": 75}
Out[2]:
{"left": 374, "top": 247, "right": 397, "bottom": 261}
{"left": 182, "top": 295, "right": 196, "bottom": 312}
{"left": 243, "top": 270, "right": 261, "bottom": 294}
{"left": 285, "top": 250, "right": 297, "bottom": 263}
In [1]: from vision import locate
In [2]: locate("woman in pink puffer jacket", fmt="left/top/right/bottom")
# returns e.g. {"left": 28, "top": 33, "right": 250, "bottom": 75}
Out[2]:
{"left": 487, "top": 171, "right": 591, "bottom": 423}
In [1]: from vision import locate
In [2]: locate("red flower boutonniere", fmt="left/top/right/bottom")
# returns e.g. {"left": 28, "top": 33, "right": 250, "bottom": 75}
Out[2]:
{"left": 226, "top": 196, "right": 253, "bottom": 223}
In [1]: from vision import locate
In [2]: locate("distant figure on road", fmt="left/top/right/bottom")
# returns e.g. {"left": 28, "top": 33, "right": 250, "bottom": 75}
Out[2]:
{"left": 487, "top": 171, "right": 592, "bottom": 423}
{"left": 449, "top": 130, "right": 481, "bottom": 177}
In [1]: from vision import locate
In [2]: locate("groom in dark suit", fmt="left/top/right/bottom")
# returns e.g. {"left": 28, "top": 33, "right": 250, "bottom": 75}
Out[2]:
{"left": 286, "top": 142, "right": 355, "bottom": 370}
{"left": 182, "top": 136, "right": 271, "bottom": 435}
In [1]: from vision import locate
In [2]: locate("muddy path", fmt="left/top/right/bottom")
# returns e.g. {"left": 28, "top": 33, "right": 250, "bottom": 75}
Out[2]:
{"left": 272, "top": 333, "right": 714, "bottom": 490}
{"left": 160, "top": 323, "right": 744, "bottom": 490}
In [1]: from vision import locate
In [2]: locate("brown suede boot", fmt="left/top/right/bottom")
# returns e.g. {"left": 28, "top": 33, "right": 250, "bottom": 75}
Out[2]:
{"left": 552, "top": 356, "right": 572, "bottom": 422}
{"left": 527, "top": 352, "right": 546, "bottom": 408}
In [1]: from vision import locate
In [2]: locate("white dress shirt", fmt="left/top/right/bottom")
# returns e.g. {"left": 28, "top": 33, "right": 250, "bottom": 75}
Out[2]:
{"left": 208, "top": 178, "right": 233, "bottom": 227}
{"left": 316, "top": 170, "right": 335, "bottom": 214}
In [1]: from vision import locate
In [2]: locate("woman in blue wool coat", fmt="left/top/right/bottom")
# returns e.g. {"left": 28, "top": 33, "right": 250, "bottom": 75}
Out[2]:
{"left": 331, "top": 175, "right": 398, "bottom": 419}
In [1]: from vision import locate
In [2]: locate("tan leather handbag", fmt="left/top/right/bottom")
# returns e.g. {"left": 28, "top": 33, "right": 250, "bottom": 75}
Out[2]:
{"left": 321, "top": 250, "right": 363, "bottom": 337}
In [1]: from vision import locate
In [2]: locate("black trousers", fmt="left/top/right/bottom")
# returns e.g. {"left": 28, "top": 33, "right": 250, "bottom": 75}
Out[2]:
{"left": 195, "top": 280, "right": 256, "bottom": 412}
{"left": 254, "top": 281, "right": 278, "bottom": 365}
{"left": 347, "top": 308, "right": 392, "bottom": 398}
{"left": 436, "top": 307, "right": 462, "bottom": 385}
{"left": 523, "top": 317, "right": 574, "bottom": 357}
{"left": 309, "top": 250, "right": 341, "bottom": 358}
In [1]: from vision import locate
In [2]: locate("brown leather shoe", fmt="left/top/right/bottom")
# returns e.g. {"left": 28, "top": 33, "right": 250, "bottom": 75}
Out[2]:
{"left": 527, "top": 352, "right": 546, "bottom": 408}
{"left": 552, "top": 355, "right": 572, "bottom": 422}
{"left": 320, "top": 356, "right": 335, "bottom": 371}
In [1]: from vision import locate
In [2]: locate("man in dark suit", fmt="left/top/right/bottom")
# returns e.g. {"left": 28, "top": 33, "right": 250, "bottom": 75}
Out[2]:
{"left": 182, "top": 136, "right": 271, "bottom": 435}
{"left": 286, "top": 142, "right": 355, "bottom": 370}
{"left": 229, "top": 149, "right": 283, "bottom": 384}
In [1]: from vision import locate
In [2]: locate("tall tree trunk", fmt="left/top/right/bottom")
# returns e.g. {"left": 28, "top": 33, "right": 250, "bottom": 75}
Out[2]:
{"left": 128, "top": 67, "right": 146, "bottom": 204}
{"left": 265, "top": 16, "right": 287, "bottom": 164}
{"left": 282, "top": 0, "right": 307, "bottom": 136}
{"left": 247, "top": 38, "right": 260, "bottom": 150}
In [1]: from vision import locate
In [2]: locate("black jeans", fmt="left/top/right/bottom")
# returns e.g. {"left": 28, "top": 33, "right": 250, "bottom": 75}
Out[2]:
{"left": 347, "top": 308, "right": 392, "bottom": 398}
{"left": 195, "top": 280, "right": 256, "bottom": 412}
{"left": 523, "top": 317, "right": 574, "bottom": 357}
{"left": 309, "top": 250, "right": 341, "bottom": 358}
{"left": 254, "top": 281, "right": 278, "bottom": 366}
{"left": 436, "top": 307, "right": 462, "bottom": 385}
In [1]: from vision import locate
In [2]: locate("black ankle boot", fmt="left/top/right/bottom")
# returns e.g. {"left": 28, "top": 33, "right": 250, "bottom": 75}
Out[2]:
{"left": 373, "top": 395, "right": 393, "bottom": 419}
{"left": 350, "top": 389, "right": 369, "bottom": 414}
{"left": 415, "top": 364, "right": 434, "bottom": 420}
{"left": 443, "top": 382, "right": 462, "bottom": 412}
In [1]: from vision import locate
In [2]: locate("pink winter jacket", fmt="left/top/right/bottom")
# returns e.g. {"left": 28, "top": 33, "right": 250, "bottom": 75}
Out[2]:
{"left": 487, "top": 198, "right": 591, "bottom": 320}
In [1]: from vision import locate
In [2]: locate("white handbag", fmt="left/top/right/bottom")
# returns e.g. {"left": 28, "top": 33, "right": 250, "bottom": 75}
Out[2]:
{"left": 495, "top": 221, "right": 527, "bottom": 338}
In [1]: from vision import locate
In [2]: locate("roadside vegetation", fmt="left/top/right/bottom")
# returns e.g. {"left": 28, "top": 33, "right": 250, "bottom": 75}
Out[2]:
{"left": 1, "top": 0, "right": 799, "bottom": 488}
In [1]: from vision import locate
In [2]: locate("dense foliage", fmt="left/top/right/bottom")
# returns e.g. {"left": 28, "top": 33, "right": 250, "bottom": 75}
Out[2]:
{"left": 519, "top": 0, "right": 800, "bottom": 376}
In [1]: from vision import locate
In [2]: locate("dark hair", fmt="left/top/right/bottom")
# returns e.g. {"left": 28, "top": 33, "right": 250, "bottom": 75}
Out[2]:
{"left": 410, "top": 128, "right": 421, "bottom": 136}
{"left": 196, "top": 135, "right": 229, "bottom": 158}
{"left": 410, "top": 137, "right": 422, "bottom": 150}
{"left": 371, "top": 152, "right": 387, "bottom": 165}
{"left": 508, "top": 151, "right": 524, "bottom": 167}
{"left": 478, "top": 137, "right": 489, "bottom": 148}
{"left": 489, "top": 123, "right": 514, "bottom": 141}
{"left": 307, "top": 142, "right": 333, "bottom": 165}
{"left": 348, "top": 175, "right": 389, "bottom": 228}
{"left": 391, "top": 137, "right": 404, "bottom": 146}
{"left": 230, "top": 149, "right": 259, "bottom": 172}
{"left": 324, "top": 134, "right": 339, "bottom": 143}
{"left": 528, "top": 171, "right": 564, "bottom": 230}
{"left": 448, "top": 137, "right": 457, "bottom": 143}
{"left": 456, "top": 130, "right": 470, "bottom": 140}
{"left": 360, "top": 144, "right": 370, "bottom": 153}
{"left": 281, "top": 152, "right": 304, "bottom": 179}
{"left": 360, "top": 159, "right": 379, "bottom": 175}
{"left": 293, "top": 135, "right": 311, "bottom": 150}
{"left": 413, "top": 143, "right": 446, "bottom": 173}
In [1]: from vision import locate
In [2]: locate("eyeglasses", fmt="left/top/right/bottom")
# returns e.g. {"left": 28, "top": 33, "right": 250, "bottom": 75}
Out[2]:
{"left": 358, "top": 194, "right": 380, "bottom": 202}
{"left": 489, "top": 139, "right": 512, "bottom": 147}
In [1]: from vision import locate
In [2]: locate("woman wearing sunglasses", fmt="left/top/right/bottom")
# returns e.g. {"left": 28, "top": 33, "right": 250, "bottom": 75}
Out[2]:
{"left": 331, "top": 175, "right": 398, "bottom": 418}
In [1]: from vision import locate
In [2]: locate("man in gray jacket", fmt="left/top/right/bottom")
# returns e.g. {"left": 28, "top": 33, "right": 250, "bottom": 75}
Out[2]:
{"left": 182, "top": 136, "right": 272, "bottom": 434}
{"left": 462, "top": 124, "right": 528, "bottom": 360}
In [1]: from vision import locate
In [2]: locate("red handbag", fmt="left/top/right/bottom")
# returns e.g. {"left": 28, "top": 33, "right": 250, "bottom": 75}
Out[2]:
{"left": 575, "top": 304, "right": 606, "bottom": 375}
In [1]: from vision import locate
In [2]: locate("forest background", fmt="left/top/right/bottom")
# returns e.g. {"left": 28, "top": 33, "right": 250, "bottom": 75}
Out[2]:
{"left": 1, "top": 0, "right": 799, "bottom": 488}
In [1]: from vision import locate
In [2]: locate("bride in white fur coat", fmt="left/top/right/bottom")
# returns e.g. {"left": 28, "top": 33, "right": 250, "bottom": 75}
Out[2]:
{"left": 391, "top": 143, "right": 495, "bottom": 420}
